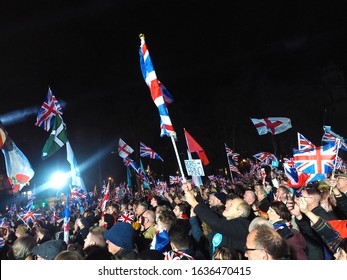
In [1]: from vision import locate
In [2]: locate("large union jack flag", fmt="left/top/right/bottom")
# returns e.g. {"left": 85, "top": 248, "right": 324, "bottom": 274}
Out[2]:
{"left": 293, "top": 142, "right": 337, "bottom": 179}
{"left": 140, "top": 142, "right": 164, "bottom": 161}
{"left": 139, "top": 34, "right": 175, "bottom": 138}
{"left": 35, "top": 87, "right": 63, "bottom": 131}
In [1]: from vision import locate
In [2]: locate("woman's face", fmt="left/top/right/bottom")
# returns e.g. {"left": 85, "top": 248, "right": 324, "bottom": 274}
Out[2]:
{"left": 267, "top": 207, "right": 280, "bottom": 223}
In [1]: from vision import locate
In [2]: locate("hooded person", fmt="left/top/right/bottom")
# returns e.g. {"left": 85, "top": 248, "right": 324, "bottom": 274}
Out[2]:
{"left": 104, "top": 222, "right": 140, "bottom": 260}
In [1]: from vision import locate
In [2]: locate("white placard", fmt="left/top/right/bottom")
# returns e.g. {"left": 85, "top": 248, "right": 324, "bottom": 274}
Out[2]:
{"left": 184, "top": 159, "right": 205, "bottom": 176}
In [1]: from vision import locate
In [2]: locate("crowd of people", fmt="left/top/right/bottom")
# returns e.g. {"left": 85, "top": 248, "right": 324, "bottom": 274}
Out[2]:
{"left": 0, "top": 168, "right": 346, "bottom": 261}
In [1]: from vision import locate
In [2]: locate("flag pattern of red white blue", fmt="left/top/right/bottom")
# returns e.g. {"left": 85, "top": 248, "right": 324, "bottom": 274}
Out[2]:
{"left": 297, "top": 132, "right": 315, "bottom": 150}
{"left": 140, "top": 142, "right": 164, "bottom": 161}
{"left": 169, "top": 175, "right": 182, "bottom": 185}
{"left": 123, "top": 157, "right": 149, "bottom": 183}
{"left": 117, "top": 210, "right": 134, "bottom": 224}
{"left": 322, "top": 125, "right": 347, "bottom": 152}
{"left": 139, "top": 34, "right": 175, "bottom": 137}
{"left": 100, "top": 181, "right": 110, "bottom": 214}
{"left": 35, "top": 87, "right": 63, "bottom": 132}
{"left": 19, "top": 210, "right": 41, "bottom": 223}
{"left": 253, "top": 152, "right": 278, "bottom": 165}
{"left": 293, "top": 142, "right": 337, "bottom": 180}
{"left": 251, "top": 117, "right": 292, "bottom": 135}
{"left": 283, "top": 163, "right": 311, "bottom": 188}
{"left": 70, "top": 186, "right": 87, "bottom": 205}
{"left": 118, "top": 138, "right": 134, "bottom": 159}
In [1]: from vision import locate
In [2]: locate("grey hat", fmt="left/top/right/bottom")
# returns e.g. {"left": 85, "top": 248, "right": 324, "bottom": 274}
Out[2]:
{"left": 32, "top": 239, "right": 67, "bottom": 260}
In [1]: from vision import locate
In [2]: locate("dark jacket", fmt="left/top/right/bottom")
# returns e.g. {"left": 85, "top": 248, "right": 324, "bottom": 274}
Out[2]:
{"left": 194, "top": 203, "right": 250, "bottom": 258}
{"left": 295, "top": 205, "right": 338, "bottom": 260}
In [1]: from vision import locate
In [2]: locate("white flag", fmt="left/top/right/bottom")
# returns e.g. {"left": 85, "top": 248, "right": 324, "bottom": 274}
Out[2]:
{"left": 118, "top": 138, "right": 134, "bottom": 158}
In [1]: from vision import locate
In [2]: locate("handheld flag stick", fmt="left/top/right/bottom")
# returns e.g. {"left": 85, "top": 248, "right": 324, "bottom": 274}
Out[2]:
{"left": 330, "top": 139, "right": 341, "bottom": 195}
{"left": 16, "top": 214, "right": 31, "bottom": 229}
{"left": 170, "top": 133, "right": 186, "bottom": 181}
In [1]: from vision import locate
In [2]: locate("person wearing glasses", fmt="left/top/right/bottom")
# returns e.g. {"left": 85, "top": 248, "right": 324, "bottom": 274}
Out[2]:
{"left": 329, "top": 173, "right": 347, "bottom": 219}
{"left": 244, "top": 224, "right": 290, "bottom": 260}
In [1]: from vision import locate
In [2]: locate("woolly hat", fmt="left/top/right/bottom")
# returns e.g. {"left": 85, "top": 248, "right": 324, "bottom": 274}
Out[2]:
{"left": 32, "top": 239, "right": 67, "bottom": 260}
{"left": 213, "top": 192, "right": 227, "bottom": 205}
{"left": 104, "top": 222, "right": 135, "bottom": 250}
{"left": 335, "top": 173, "right": 347, "bottom": 179}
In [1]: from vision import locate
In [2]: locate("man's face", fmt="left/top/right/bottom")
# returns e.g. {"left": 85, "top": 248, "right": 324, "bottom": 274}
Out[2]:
{"left": 336, "top": 176, "right": 347, "bottom": 192}
{"left": 244, "top": 231, "right": 265, "bottom": 260}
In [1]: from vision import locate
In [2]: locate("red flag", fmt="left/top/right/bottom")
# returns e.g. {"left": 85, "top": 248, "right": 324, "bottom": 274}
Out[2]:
{"left": 184, "top": 129, "right": 209, "bottom": 165}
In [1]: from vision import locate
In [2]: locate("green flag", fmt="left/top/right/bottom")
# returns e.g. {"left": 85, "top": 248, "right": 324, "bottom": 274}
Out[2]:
{"left": 42, "top": 114, "right": 68, "bottom": 159}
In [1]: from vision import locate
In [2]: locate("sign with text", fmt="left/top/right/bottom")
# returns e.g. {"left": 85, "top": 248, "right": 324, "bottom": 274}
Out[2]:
{"left": 184, "top": 159, "right": 205, "bottom": 176}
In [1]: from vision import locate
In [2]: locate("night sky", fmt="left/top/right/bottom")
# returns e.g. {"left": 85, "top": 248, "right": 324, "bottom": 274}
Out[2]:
{"left": 1, "top": 0, "right": 347, "bottom": 193}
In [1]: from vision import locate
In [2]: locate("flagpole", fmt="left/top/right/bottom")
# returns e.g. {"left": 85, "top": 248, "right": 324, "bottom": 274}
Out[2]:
{"left": 224, "top": 144, "right": 234, "bottom": 184}
{"left": 170, "top": 133, "right": 186, "bottom": 181}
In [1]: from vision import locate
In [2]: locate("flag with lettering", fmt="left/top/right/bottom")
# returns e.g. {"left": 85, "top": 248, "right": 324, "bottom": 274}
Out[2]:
{"left": 118, "top": 138, "right": 134, "bottom": 159}
{"left": 251, "top": 117, "right": 292, "bottom": 135}
{"left": 139, "top": 34, "right": 175, "bottom": 137}
{"left": 35, "top": 87, "right": 63, "bottom": 132}
{"left": 42, "top": 114, "right": 68, "bottom": 159}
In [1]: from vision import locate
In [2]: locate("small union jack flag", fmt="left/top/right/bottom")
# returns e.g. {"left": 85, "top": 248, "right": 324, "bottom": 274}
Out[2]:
{"left": 35, "top": 87, "right": 63, "bottom": 131}
{"left": 297, "top": 132, "right": 315, "bottom": 150}
{"left": 253, "top": 152, "right": 278, "bottom": 165}
{"left": 19, "top": 210, "right": 41, "bottom": 223}
{"left": 322, "top": 125, "right": 347, "bottom": 152}
{"left": 117, "top": 210, "right": 134, "bottom": 224}
{"left": 0, "top": 217, "right": 9, "bottom": 228}
{"left": 70, "top": 186, "right": 87, "bottom": 204}
{"left": 169, "top": 176, "right": 182, "bottom": 185}
{"left": 140, "top": 142, "right": 164, "bottom": 161}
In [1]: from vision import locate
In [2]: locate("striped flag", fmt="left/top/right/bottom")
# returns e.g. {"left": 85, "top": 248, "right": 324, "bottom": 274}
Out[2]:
{"left": 139, "top": 34, "right": 175, "bottom": 137}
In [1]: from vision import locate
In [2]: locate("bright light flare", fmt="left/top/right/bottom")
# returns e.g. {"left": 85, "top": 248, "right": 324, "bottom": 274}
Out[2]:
{"left": 50, "top": 171, "right": 68, "bottom": 189}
